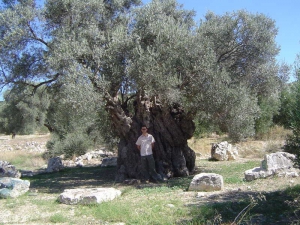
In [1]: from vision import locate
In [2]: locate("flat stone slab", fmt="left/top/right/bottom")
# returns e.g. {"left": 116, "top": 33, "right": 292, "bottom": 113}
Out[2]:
{"left": 244, "top": 167, "right": 299, "bottom": 181}
{"left": 58, "top": 188, "right": 122, "bottom": 205}
{"left": 244, "top": 152, "right": 299, "bottom": 181}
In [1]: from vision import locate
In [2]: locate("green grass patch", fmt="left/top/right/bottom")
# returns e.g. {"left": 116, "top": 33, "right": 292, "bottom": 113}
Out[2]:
{"left": 197, "top": 159, "right": 259, "bottom": 185}
{"left": 76, "top": 186, "right": 190, "bottom": 225}
{"left": 49, "top": 213, "right": 68, "bottom": 223}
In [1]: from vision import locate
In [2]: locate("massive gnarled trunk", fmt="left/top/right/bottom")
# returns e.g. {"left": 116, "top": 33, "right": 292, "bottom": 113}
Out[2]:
{"left": 105, "top": 92, "right": 196, "bottom": 182}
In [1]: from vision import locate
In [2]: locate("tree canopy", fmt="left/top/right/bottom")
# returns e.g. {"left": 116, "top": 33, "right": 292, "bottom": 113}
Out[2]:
{"left": 0, "top": 0, "right": 287, "bottom": 180}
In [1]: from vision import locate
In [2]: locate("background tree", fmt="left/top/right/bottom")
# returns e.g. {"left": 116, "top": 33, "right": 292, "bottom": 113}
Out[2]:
{"left": 194, "top": 11, "right": 283, "bottom": 141}
{"left": 284, "top": 55, "right": 300, "bottom": 166}
{"left": 45, "top": 75, "right": 110, "bottom": 158}
{"left": 0, "top": 85, "right": 49, "bottom": 134}
{"left": 0, "top": 0, "right": 283, "bottom": 181}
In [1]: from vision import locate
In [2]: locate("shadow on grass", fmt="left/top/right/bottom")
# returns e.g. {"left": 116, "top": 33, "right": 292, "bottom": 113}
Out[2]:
{"left": 24, "top": 166, "right": 117, "bottom": 193}
{"left": 185, "top": 186, "right": 300, "bottom": 225}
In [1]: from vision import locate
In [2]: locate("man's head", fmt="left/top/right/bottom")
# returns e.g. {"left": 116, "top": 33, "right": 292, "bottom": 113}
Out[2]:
{"left": 141, "top": 125, "right": 148, "bottom": 134}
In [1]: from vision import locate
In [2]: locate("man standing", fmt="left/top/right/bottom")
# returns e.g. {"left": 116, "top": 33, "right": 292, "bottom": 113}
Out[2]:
{"left": 136, "top": 125, "right": 163, "bottom": 183}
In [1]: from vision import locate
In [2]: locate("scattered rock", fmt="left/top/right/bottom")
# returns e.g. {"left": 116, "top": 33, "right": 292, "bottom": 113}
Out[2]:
{"left": 47, "top": 157, "right": 64, "bottom": 173}
{"left": 244, "top": 152, "right": 299, "bottom": 181}
{"left": 0, "top": 177, "right": 30, "bottom": 198}
{"left": 0, "top": 161, "right": 21, "bottom": 178}
{"left": 189, "top": 173, "right": 224, "bottom": 192}
{"left": 58, "top": 188, "right": 121, "bottom": 205}
{"left": 60, "top": 149, "right": 116, "bottom": 168}
{"left": 211, "top": 141, "right": 238, "bottom": 161}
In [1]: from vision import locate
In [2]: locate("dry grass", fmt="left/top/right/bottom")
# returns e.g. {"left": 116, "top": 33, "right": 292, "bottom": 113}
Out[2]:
{"left": 1, "top": 151, "right": 47, "bottom": 170}
{"left": 0, "top": 133, "right": 49, "bottom": 170}
{"left": 188, "top": 133, "right": 228, "bottom": 157}
{"left": 189, "top": 126, "right": 292, "bottom": 159}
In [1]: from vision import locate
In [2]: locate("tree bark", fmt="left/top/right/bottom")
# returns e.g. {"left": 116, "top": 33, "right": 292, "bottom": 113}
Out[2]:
{"left": 105, "top": 92, "right": 196, "bottom": 182}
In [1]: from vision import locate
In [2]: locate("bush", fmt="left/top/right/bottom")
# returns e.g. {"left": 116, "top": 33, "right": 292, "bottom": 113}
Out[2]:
{"left": 285, "top": 135, "right": 300, "bottom": 167}
{"left": 45, "top": 132, "right": 92, "bottom": 159}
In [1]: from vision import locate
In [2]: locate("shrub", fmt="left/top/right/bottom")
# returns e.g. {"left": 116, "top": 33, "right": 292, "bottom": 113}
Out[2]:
{"left": 45, "top": 132, "right": 92, "bottom": 159}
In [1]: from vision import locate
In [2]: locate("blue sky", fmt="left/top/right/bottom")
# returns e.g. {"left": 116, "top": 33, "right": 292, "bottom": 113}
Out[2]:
{"left": 143, "top": 0, "right": 300, "bottom": 66}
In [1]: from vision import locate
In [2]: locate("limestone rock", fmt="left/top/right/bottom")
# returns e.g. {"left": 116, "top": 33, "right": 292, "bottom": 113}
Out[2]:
{"left": 262, "top": 152, "right": 295, "bottom": 171}
{"left": 0, "top": 177, "right": 30, "bottom": 198}
{"left": 47, "top": 157, "right": 64, "bottom": 173}
{"left": 211, "top": 141, "right": 238, "bottom": 161}
{"left": 58, "top": 188, "right": 121, "bottom": 205}
{"left": 0, "top": 161, "right": 21, "bottom": 178}
{"left": 244, "top": 152, "right": 299, "bottom": 181}
{"left": 189, "top": 173, "right": 224, "bottom": 192}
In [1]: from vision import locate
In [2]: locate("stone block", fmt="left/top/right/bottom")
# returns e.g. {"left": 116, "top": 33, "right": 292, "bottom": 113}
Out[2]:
{"left": 189, "top": 173, "right": 224, "bottom": 192}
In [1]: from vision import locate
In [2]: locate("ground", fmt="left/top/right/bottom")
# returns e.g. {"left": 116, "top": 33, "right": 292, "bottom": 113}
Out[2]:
{"left": 0, "top": 133, "right": 300, "bottom": 224}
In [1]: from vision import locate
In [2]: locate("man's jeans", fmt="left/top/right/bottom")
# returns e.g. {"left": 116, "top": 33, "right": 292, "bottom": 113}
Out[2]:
{"left": 141, "top": 154, "right": 162, "bottom": 181}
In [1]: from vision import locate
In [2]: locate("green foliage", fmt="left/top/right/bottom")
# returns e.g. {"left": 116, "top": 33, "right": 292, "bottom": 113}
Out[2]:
{"left": 46, "top": 132, "right": 92, "bottom": 159}
{"left": 0, "top": 86, "right": 50, "bottom": 135}
{"left": 43, "top": 76, "right": 118, "bottom": 157}
{"left": 94, "top": 108, "right": 119, "bottom": 151}
{"left": 191, "top": 10, "right": 281, "bottom": 141}
{"left": 193, "top": 112, "right": 221, "bottom": 138}
{"left": 0, "top": 0, "right": 284, "bottom": 147}
{"left": 284, "top": 56, "right": 300, "bottom": 167}
{"left": 255, "top": 95, "right": 281, "bottom": 138}
{"left": 274, "top": 83, "right": 296, "bottom": 128}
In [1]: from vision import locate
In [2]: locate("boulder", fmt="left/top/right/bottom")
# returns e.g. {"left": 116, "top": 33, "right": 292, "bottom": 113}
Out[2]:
{"left": 58, "top": 188, "right": 121, "bottom": 205}
{"left": 47, "top": 157, "right": 64, "bottom": 173}
{"left": 262, "top": 152, "right": 295, "bottom": 171}
{"left": 245, "top": 152, "right": 299, "bottom": 181}
{"left": 0, "top": 161, "right": 21, "bottom": 178}
{"left": 211, "top": 141, "right": 238, "bottom": 161}
{"left": 101, "top": 157, "right": 117, "bottom": 167}
{"left": 189, "top": 173, "right": 224, "bottom": 192}
{"left": 0, "top": 177, "right": 30, "bottom": 198}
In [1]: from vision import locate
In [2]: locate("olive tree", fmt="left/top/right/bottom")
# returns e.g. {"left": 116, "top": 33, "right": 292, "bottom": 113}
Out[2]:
{"left": 0, "top": 0, "right": 282, "bottom": 181}
{"left": 0, "top": 85, "right": 50, "bottom": 134}
{"left": 285, "top": 55, "right": 300, "bottom": 166}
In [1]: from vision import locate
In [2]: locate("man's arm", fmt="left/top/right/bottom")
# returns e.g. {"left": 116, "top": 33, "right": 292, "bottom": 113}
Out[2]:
{"left": 136, "top": 145, "right": 141, "bottom": 151}
{"left": 151, "top": 136, "right": 155, "bottom": 149}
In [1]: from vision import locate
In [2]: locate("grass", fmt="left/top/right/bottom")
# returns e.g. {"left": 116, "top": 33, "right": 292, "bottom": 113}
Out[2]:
{"left": 77, "top": 186, "right": 190, "bottom": 225}
{"left": 1, "top": 151, "right": 46, "bottom": 170}
{"left": 49, "top": 213, "right": 69, "bottom": 223}
{"left": 197, "top": 159, "right": 260, "bottom": 185}
{"left": 189, "top": 186, "right": 300, "bottom": 224}
{"left": 1, "top": 159, "right": 298, "bottom": 224}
